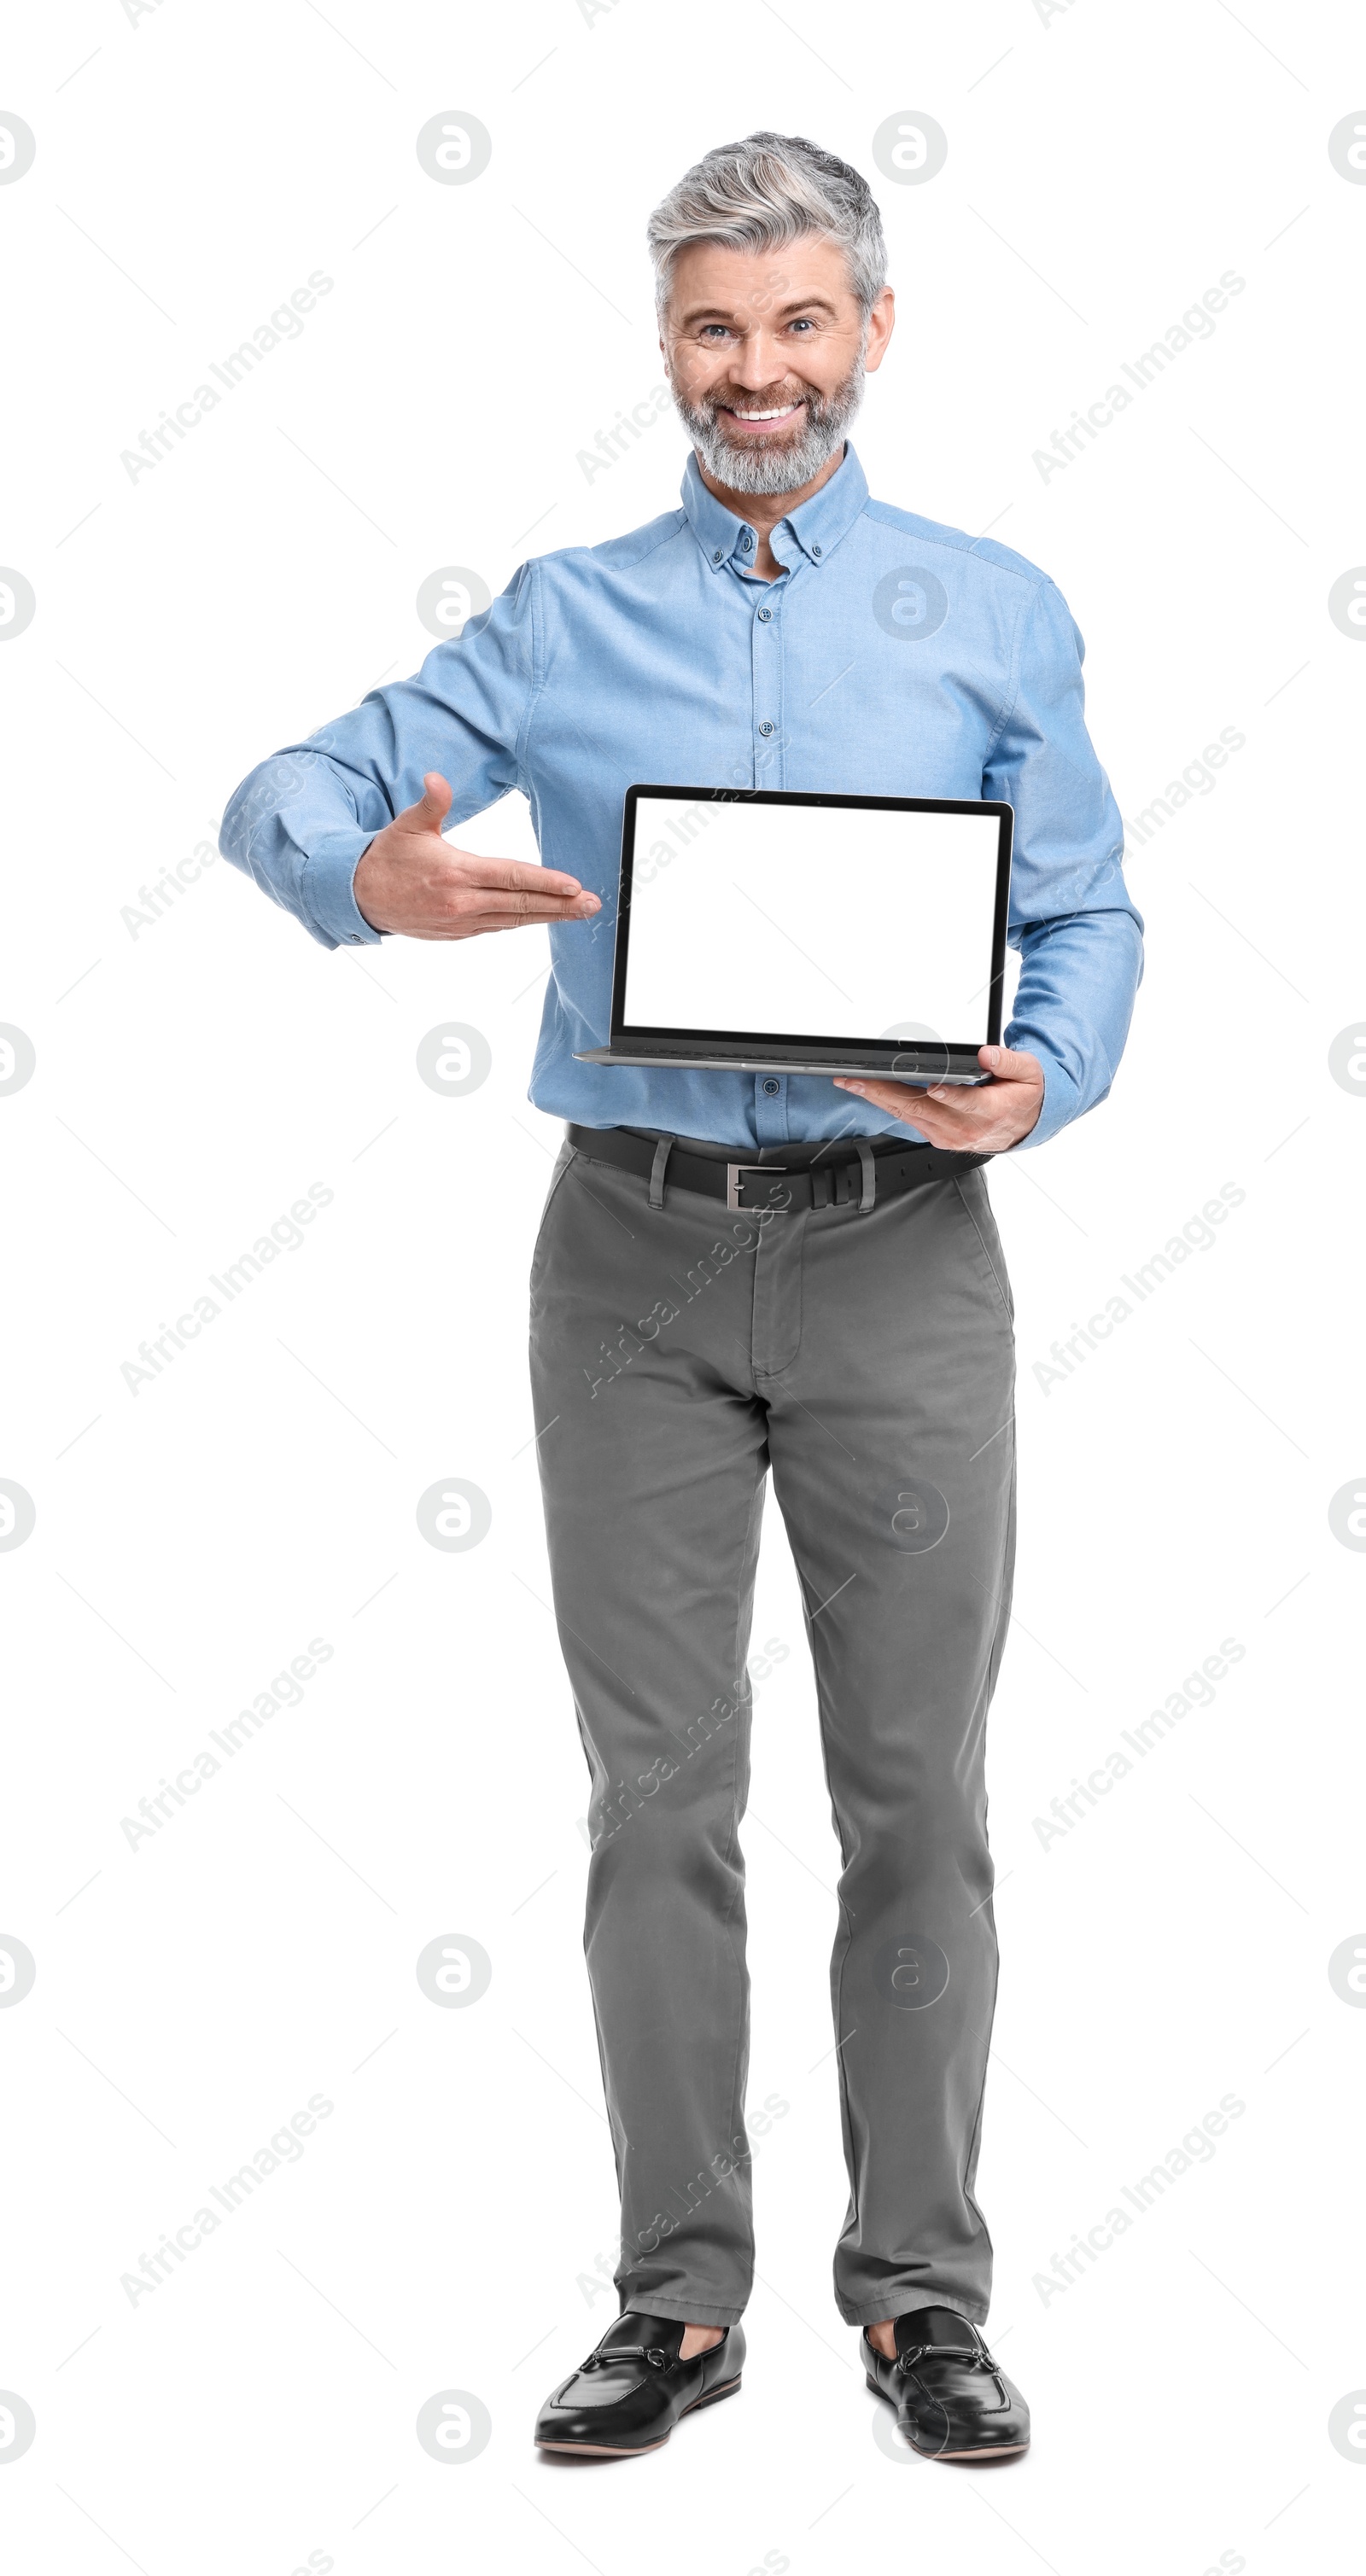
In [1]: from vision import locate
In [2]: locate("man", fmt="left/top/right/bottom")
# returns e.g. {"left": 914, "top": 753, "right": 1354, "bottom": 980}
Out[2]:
{"left": 222, "top": 132, "right": 1141, "bottom": 2462}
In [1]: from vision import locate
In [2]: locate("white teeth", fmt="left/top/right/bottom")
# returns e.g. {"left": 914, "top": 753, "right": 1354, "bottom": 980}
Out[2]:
{"left": 730, "top": 405, "right": 797, "bottom": 420}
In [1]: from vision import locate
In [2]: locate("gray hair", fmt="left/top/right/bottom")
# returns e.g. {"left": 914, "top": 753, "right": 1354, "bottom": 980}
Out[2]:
{"left": 647, "top": 131, "right": 887, "bottom": 318}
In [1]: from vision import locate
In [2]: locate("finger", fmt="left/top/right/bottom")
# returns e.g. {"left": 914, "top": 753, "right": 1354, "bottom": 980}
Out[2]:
{"left": 459, "top": 883, "right": 600, "bottom": 915}
{"left": 458, "top": 856, "right": 589, "bottom": 897}
{"left": 834, "top": 1079, "right": 934, "bottom": 1120}
{"left": 436, "top": 899, "right": 599, "bottom": 933}
{"left": 832, "top": 1078, "right": 930, "bottom": 1104}
{"left": 400, "top": 771, "right": 455, "bottom": 835}
{"left": 834, "top": 1078, "right": 973, "bottom": 1133}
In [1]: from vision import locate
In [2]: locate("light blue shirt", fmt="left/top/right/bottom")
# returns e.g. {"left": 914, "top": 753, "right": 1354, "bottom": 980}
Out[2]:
{"left": 221, "top": 444, "right": 1141, "bottom": 1151}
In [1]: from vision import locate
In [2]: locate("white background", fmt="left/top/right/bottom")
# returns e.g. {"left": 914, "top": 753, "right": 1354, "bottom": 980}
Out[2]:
{"left": 1, "top": 4, "right": 1364, "bottom": 2573}
{"left": 624, "top": 797, "right": 1001, "bottom": 1037}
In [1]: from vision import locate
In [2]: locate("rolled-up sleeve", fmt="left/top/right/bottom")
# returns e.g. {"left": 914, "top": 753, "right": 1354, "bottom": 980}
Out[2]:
{"left": 219, "top": 562, "right": 538, "bottom": 947}
{"left": 985, "top": 575, "right": 1143, "bottom": 1150}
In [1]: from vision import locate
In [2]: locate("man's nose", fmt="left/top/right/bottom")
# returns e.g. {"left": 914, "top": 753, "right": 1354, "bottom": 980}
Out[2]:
{"left": 727, "top": 326, "right": 791, "bottom": 389}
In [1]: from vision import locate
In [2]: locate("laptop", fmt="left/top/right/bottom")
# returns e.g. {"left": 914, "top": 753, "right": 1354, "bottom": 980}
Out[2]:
{"left": 574, "top": 784, "right": 1013, "bottom": 1087}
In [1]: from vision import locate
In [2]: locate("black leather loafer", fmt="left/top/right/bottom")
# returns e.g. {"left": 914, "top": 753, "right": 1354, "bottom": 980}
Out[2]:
{"left": 535, "top": 2311, "right": 744, "bottom": 2457}
{"left": 864, "top": 2306, "right": 1030, "bottom": 2461}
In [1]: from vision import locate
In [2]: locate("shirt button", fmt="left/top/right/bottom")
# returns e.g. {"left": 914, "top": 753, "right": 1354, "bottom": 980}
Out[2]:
{"left": 762, "top": 1078, "right": 780, "bottom": 1096}
{"left": 758, "top": 720, "right": 774, "bottom": 736}
{"left": 757, "top": 606, "right": 772, "bottom": 621}
{"left": 712, "top": 549, "right": 723, "bottom": 563}
{"left": 811, "top": 543, "right": 822, "bottom": 557}
{"left": 739, "top": 531, "right": 753, "bottom": 550}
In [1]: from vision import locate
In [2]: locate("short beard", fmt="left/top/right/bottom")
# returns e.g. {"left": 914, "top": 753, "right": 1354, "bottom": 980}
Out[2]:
{"left": 672, "top": 349, "right": 867, "bottom": 498}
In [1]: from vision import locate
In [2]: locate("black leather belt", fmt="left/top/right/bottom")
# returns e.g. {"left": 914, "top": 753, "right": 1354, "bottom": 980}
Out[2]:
{"left": 566, "top": 1123, "right": 989, "bottom": 1214}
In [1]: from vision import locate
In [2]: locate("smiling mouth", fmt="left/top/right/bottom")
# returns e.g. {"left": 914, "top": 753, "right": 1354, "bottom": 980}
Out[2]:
{"left": 718, "top": 400, "right": 805, "bottom": 432}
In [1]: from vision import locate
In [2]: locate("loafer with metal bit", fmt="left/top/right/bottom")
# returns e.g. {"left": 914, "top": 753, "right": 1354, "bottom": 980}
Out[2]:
{"left": 534, "top": 2311, "right": 744, "bottom": 2457}
{"left": 864, "top": 2305, "right": 1030, "bottom": 2461}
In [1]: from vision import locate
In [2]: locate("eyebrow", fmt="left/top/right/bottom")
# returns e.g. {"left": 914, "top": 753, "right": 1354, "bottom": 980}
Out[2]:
{"left": 675, "top": 294, "right": 842, "bottom": 327}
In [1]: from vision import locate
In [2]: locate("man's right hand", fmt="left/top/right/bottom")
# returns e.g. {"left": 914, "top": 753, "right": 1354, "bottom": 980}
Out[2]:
{"left": 353, "top": 772, "right": 602, "bottom": 941}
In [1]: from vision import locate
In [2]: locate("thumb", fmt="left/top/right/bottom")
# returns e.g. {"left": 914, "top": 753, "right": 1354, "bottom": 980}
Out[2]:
{"left": 978, "top": 1043, "right": 1036, "bottom": 1083}
{"left": 405, "top": 771, "right": 453, "bottom": 834}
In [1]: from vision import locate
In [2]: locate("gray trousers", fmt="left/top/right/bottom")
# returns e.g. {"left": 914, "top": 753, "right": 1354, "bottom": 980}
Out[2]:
{"left": 528, "top": 1128, "right": 1017, "bottom": 2330}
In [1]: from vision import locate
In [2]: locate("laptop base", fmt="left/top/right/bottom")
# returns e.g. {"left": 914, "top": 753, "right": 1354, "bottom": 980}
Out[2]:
{"left": 575, "top": 1049, "right": 990, "bottom": 1086}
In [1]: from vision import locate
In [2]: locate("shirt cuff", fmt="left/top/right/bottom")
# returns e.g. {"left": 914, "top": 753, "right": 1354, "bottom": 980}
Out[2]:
{"left": 299, "top": 829, "right": 385, "bottom": 949}
{"left": 1002, "top": 1034, "right": 1079, "bottom": 1152}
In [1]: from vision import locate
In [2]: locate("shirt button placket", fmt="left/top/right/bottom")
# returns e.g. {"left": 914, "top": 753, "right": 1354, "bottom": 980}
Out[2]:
{"left": 755, "top": 1068, "right": 787, "bottom": 1143}
{"left": 752, "top": 576, "right": 782, "bottom": 785}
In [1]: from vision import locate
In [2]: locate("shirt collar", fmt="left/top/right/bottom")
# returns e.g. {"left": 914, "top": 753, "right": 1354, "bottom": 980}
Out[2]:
{"left": 680, "top": 441, "right": 869, "bottom": 574}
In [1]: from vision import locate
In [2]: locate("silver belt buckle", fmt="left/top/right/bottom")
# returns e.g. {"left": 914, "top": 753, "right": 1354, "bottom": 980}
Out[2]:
{"left": 726, "top": 1162, "right": 787, "bottom": 1211}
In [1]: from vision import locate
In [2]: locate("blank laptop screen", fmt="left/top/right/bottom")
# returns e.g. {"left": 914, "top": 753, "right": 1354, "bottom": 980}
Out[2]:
{"left": 622, "top": 795, "right": 1001, "bottom": 1042}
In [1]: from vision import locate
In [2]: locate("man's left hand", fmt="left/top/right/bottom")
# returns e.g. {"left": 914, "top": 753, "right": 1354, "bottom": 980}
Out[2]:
{"left": 834, "top": 1043, "right": 1045, "bottom": 1152}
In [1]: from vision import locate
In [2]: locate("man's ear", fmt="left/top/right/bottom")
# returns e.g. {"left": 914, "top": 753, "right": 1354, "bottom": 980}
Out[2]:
{"left": 864, "top": 285, "right": 896, "bottom": 376}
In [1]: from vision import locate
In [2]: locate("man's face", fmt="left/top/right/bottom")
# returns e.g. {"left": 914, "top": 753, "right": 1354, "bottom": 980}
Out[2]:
{"left": 661, "top": 234, "right": 893, "bottom": 497}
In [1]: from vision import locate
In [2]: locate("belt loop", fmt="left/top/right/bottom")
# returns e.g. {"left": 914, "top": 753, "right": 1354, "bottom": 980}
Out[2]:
{"left": 648, "top": 1135, "right": 675, "bottom": 1210}
{"left": 856, "top": 1139, "right": 877, "bottom": 1214}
